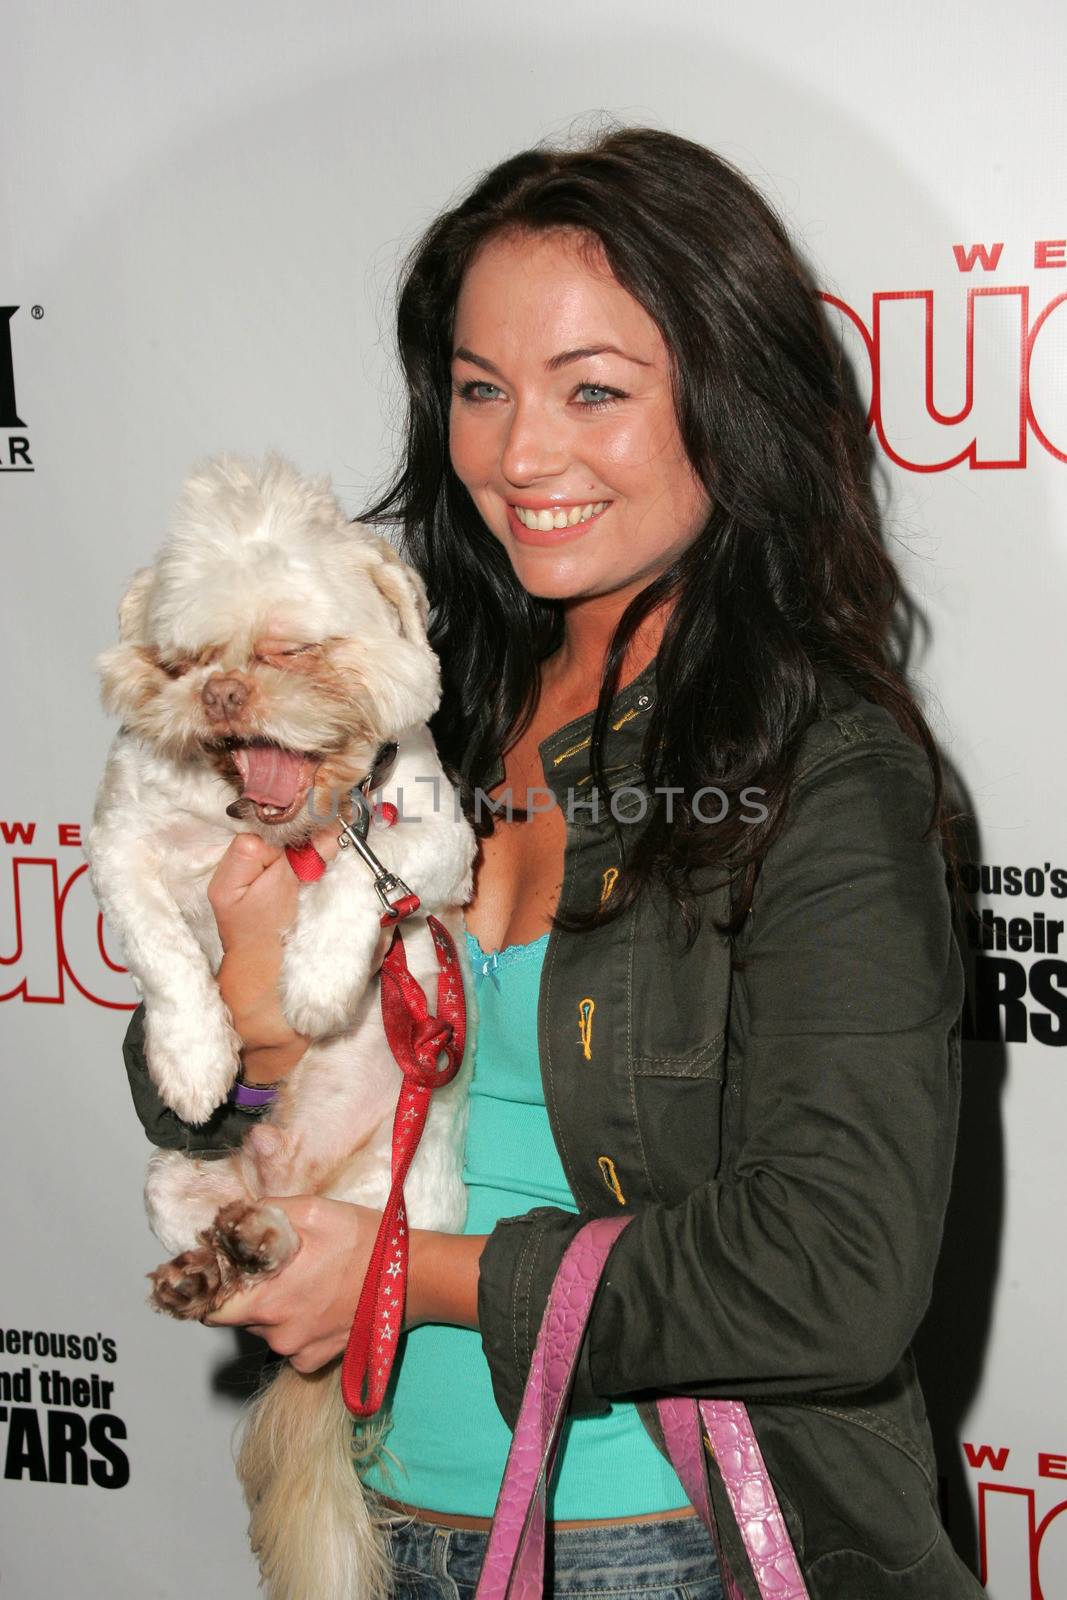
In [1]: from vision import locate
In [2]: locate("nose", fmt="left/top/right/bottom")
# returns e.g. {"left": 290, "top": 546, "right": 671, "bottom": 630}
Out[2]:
{"left": 500, "top": 398, "right": 568, "bottom": 486}
{"left": 202, "top": 673, "right": 251, "bottom": 722}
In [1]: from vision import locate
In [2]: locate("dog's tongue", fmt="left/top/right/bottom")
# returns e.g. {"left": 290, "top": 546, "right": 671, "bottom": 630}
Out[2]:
{"left": 231, "top": 746, "right": 312, "bottom": 808}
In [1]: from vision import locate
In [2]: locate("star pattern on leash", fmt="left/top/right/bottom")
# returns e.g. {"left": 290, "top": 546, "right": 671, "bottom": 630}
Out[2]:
{"left": 343, "top": 914, "right": 465, "bottom": 1420}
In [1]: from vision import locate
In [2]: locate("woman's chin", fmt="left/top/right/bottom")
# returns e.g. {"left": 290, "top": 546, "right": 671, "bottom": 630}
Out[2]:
{"left": 506, "top": 556, "right": 655, "bottom": 610}
{"left": 501, "top": 545, "right": 603, "bottom": 600}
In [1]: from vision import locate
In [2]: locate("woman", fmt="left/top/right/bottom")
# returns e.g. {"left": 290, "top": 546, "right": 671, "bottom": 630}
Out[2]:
{"left": 123, "top": 127, "right": 983, "bottom": 1597}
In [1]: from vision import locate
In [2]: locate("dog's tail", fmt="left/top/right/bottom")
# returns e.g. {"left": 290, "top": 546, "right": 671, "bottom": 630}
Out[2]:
{"left": 236, "top": 1358, "right": 391, "bottom": 1600}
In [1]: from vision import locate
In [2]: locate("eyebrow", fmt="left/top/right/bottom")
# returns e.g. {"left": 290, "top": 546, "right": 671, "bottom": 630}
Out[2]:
{"left": 452, "top": 344, "right": 651, "bottom": 374}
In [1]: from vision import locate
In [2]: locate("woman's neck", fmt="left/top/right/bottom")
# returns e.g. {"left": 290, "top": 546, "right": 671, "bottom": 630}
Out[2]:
{"left": 540, "top": 591, "right": 666, "bottom": 714}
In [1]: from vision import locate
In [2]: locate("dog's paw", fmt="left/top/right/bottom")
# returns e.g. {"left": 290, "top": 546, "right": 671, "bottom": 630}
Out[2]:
{"left": 156, "top": 1064, "right": 239, "bottom": 1127}
{"left": 281, "top": 863, "right": 383, "bottom": 1038}
{"left": 212, "top": 1200, "right": 300, "bottom": 1277}
{"left": 279, "top": 950, "right": 375, "bottom": 1039}
{"left": 279, "top": 985, "right": 358, "bottom": 1041}
{"left": 147, "top": 1201, "right": 299, "bottom": 1319}
{"left": 145, "top": 1001, "right": 241, "bottom": 1125}
{"left": 144, "top": 1148, "right": 250, "bottom": 1256}
{"left": 148, "top": 1244, "right": 229, "bottom": 1320}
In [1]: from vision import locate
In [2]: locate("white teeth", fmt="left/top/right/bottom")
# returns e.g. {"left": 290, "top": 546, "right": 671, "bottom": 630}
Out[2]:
{"left": 513, "top": 501, "right": 608, "bottom": 529}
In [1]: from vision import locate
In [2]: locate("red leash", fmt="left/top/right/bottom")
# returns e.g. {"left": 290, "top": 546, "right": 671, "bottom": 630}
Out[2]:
{"left": 340, "top": 915, "right": 465, "bottom": 1414}
{"left": 283, "top": 830, "right": 466, "bottom": 1416}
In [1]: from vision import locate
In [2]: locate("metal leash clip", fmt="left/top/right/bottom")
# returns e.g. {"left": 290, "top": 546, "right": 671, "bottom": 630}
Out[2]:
{"left": 337, "top": 784, "right": 420, "bottom": 923}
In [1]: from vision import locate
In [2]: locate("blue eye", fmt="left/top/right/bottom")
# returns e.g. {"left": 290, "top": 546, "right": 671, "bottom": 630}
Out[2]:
{"left": 455, "top": 380, "right": 503, "bottom": 402}
{"left": 575, "top": 384, "right": 624, "bottom": 408}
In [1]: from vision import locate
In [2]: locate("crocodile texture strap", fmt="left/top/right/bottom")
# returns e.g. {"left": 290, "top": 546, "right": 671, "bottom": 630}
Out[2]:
{"left": 657, "top": 1396, "right": 745, "bottom": 1600}
{"left": 657, "top": 1396, "right": 810, "bottom": 1599}
{"left": 697, "top": 1399, "right": 809, "bottom": 1599}
{"left": 474, "top": 1214, "right": 809, "bottom": 1600}
{"left": 474, "top": 1214, "right": 632, "bottom": 1600}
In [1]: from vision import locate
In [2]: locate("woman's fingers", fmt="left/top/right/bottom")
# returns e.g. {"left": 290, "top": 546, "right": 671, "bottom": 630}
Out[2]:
{"left": 203, "top": 1283, "right": 278, "bottom": 1329}
{"left": 207, "top": 837, "right": 302, "bottom": 1060}
{"left": 208, "top": 832, "right": 281, "bottom": 908}
{"left": 208, "top": 833, "right": 297, "bottom": 952}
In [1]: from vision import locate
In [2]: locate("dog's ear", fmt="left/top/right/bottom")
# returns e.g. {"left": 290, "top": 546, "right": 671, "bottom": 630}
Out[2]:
{"left": 116, "top": 566, "right": 156, "bottom": 643}
{"left": 352, "top": 534, "right": 430, "bottom": 643}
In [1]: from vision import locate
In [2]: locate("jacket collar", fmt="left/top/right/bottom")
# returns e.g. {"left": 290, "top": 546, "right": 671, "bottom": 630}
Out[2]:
{"left": 473, "top": 658, "right": 846, "bottom": 799}
{"left": 536, "top": 659, "right": 657, "bottom": 802}
{"left": 472, "top": 659, "right": 658, "bottom": 799}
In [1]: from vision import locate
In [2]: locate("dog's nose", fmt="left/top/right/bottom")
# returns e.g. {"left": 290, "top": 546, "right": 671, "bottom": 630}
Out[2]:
{"left": 202, "top": 674, "right": 251, "bottom": 721}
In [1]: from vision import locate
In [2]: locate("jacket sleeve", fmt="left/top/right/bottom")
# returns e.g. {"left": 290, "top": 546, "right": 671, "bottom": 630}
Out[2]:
{"left": 122, "top": 1002, "right": 255, "bottom": 1157}
{"left": 476, "top": 737, "right": 966, "bottom": 1426}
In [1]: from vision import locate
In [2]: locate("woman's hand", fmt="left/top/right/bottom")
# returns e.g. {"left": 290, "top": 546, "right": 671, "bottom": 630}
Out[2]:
{"left": 204, "top": 1196, "right": 383, "bottom": 1370}
{"left": 209, "top": 834, "right": 310, "bottom": 1082}
{"left": 203, "top": 1195, "right": 487, "bottom": 1371}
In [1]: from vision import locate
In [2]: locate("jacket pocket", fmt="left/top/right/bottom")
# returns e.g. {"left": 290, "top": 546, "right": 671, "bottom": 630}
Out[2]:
{"left": 630, "top": 1071, "right": 726, "bottom": 1203}
{"left": 624, "top": 884, "right": 732, "bottom": 1202}
{"left": 807, "top": 1526, "right": 983, "bottom": 1598}
{"left": 749, "top": 1395, "right": 952, "bottom": 1584}
{"left": 627, "top": 880, "right": 732, "bottom": 1075}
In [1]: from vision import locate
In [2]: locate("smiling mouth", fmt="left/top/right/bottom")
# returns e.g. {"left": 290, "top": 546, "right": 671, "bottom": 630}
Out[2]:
{"left": 511, "top": 500, "right": 610, "bottom": 531}
{"left": 215, "top": 737, "right": 322, "bottom": 824}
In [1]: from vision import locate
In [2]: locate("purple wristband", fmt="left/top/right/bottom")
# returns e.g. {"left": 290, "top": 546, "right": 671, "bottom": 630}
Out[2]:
{"left": 227, "top": 1078, "right": 278, "bottom": 1109}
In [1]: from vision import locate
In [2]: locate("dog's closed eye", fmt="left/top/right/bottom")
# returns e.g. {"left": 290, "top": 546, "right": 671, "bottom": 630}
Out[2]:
{"left": 254, "top": 642, "right": 321, "bottom": 663}
{"left": 141, "top": 645, "right": 194, "bottom": 680}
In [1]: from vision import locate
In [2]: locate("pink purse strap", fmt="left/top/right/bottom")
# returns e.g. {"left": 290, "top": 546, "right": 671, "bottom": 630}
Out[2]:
{"left": 657, "top": 1396, "right": 810, "bottom": 1600}
{"left": 474, "top": 1215, "right": 810, "bottom": 1600}
{"left": 474, "top": 1215, "right": 631, "bottom": 1600}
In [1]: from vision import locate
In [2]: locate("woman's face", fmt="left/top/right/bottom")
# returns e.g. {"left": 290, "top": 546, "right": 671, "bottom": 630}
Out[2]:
{"left": 449, "top": 228, "right": 711, "bottom": 606}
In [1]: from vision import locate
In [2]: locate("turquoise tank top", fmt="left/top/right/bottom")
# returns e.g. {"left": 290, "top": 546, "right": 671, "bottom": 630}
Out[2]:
{"left": 359, "top": 929, "right": 690, "bottom": 1517}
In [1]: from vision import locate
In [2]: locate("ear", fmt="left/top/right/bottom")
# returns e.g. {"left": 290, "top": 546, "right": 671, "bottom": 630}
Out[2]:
{"left": 117, "top": 566, "right": 155, "bottom": 643}
{"left": 353, "top": 534, "right": 430, "bottom": 643}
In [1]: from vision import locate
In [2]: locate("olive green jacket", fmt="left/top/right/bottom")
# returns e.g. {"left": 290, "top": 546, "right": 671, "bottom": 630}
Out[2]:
{"left": 122, "top": 663, "right": 981, "bottom": 1599}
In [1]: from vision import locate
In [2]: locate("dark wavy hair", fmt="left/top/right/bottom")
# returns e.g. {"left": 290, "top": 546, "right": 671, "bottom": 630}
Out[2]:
{"left": 361, "top": 124, "right": 960, "bottom": 939}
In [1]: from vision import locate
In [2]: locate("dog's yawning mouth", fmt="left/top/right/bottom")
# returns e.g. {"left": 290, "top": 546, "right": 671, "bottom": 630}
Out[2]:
{"left": 228, "top": 742, "right": 320, "bottom": 823}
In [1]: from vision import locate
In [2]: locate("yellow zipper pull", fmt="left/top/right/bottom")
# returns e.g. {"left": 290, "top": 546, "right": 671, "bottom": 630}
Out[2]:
{"left": 597, "top": 1155, "right": 626, "bottom": 1206}
{"left": 599, "top": 866, "right": 619, "bottom": 906}
{"left": 578, "top": 997, "right": 596, "bottom": 1060}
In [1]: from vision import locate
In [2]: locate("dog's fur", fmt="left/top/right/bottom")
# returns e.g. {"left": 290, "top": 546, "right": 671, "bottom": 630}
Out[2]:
{"left": 86, "top": 454, "right": 477, "bottom": 1600}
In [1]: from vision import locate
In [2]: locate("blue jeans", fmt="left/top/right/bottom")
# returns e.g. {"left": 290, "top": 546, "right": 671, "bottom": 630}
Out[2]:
{"left": 383, "top": 1511, "right": 724, "bottom": 1600}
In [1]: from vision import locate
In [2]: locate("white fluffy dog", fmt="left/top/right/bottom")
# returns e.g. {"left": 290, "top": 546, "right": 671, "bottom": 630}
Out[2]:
{"left": 86, "top": 454, "right": 476, "bottom": 1600}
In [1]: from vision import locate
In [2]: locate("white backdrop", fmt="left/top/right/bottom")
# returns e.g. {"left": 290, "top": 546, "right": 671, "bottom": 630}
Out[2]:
{"left": 2, "top": 3, "right": 1065, "bottom": 1595}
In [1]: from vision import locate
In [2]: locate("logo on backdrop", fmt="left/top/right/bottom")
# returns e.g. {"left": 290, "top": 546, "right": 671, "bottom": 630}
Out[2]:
{"left": 0, "top": 1323, "right": 129, "bottom": 1488}
{"left": 0, "top": 820, "right": 135, "bottom": 1010}
{"left": 958, "top": 860, "right": 1067, "bottom": 1048}
{"left": 0, "top": 305, "right": 36, "bottom": 472}
{"left": 961, "top": 1437, "right": 1067, "bottom": 1595}
{"left": 820, "top": 237, "right": 1067, "bottom": 472}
